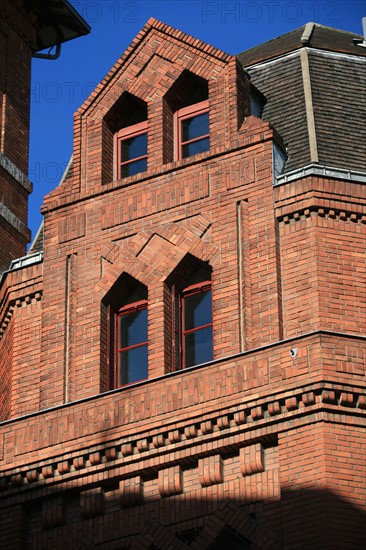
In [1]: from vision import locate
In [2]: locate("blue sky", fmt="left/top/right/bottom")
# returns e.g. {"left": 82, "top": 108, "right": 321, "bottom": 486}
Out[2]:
{"left": 28, "top": 0, "right": 365, "bottom": 244}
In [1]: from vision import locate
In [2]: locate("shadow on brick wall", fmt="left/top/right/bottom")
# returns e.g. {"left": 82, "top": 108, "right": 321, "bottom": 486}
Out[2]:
{"left": 12, "top": 486, "right": 365, "bottom": 549}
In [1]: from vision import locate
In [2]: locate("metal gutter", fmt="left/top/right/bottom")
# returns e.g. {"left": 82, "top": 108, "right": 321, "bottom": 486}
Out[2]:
{"left": 275, "top": 164, "right": 366, "bottom": 186}
{"left": 0, "top": 252, "right": 43, "bottom": 287}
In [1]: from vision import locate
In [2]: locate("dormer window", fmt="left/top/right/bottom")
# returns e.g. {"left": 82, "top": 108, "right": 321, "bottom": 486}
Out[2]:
{"left": 114, "top": 120, "right": 148, "bottom": 178}
{"left": 164, "top": 71, "right": 210, "bottom": 163}
{"left": 105, "top": 93, "right": 148, "bottom": 181}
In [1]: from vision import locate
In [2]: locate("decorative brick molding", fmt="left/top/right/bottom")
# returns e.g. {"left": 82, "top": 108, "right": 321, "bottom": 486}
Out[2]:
{"left": 59, "top": 212, "right": 86, "bottom": 243}
{"left": 80, "top": 487, "right": 105, "bottom": 519}
{"left": 240, "top": 443, "right": 265, "bottom": 476}
{"left": 198, "top": 454, "right": 223, "bottom": 487}
{"left": 42, "top": 496, "right": 65, "bottom": 529}
{"left": 188, "top": 500, "right": 278, "bottom": 550}
{"left": 1, "top": 9, "right": 365, "bottom": 548}
{"left": 1, "top": 383, "right": 364, "bottom": 497}
{"left": 0, "top": 292, "right": 42, "bottom": 338}
{"left": 119, "top": 476, "right": 144, "bottom": 508}
{"left": 133, "top": 500, "right": 278, "bottom": 550}
{"left": 95, "top": 221, "right": 219, "bottom": 300}
{"left": 278, "top": 206, "right": 366, "bottom": 225}
{"left": 158, "top": 465, "right": 183, "bottom": 498}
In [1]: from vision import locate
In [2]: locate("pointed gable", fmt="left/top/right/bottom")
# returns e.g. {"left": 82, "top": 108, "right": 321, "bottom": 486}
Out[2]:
{"left": 69, "top": 18, "right": 250, "bottom": 193}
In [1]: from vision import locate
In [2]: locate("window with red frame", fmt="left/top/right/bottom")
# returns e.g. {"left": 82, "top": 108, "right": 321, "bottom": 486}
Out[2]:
{"left": 114, "top": 120, "right": 148, "bottom": 179}
{"left": 180, "top": 270, "right": 213, "bottom": 369}
{"left": 175, "top": 99, "right": 210, "bottom": 161}
{"left": 113, "top": 286, "right": 148, "bottom": 386}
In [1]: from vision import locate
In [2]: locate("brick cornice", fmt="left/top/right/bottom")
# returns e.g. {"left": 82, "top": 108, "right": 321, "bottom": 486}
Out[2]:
{"left": 277, "top": 205, "right": 366, "bottom": 225}
{"left": 0, "top": 263, "right": 43, "bottom": 338}
{"left": 0, "top": 290, "right": 42, "bottom": 338}
{"left": 0, "top": 380, "right": 364, "bottom": 501}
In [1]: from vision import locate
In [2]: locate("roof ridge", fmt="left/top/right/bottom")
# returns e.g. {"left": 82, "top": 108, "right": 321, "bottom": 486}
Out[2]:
{"left": 311, "top": 22, "right": 362, "bottom": 37}
{"left": 238, "top": 22, "right": 363, "bottom": 58}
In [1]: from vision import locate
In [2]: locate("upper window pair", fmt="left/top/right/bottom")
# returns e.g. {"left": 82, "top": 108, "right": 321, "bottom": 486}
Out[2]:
{"left": 114, "top": 74, "right": 210, "bottom": 180}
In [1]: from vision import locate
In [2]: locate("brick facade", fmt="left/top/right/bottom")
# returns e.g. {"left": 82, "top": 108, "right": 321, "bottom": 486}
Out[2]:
{"left": 0, "top": 15, "right": 365, "bottom": 549}
{"left": 0, "top": 0, "right": 35, "bottom": 273}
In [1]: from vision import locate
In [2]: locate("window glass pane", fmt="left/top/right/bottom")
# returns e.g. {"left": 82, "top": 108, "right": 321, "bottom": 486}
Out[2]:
{"left": 182, "top": 137, "right": 210, "bottom": 159}
{"left": 120, "top": 157, "right": 147, "bottom": 178}
{"left": 119, "top": 344, "right": 148, "bottom": 385}
{"left": 184, "top": 327, "right": 213, "bottom": 368}
{"left": 184, "top": 289, "right": 212, "bottom": 330}
{"left": 182, "top": 112, "right": 209, "bottom": 142}
{"left": 121, "top": 133, "right": 147, "bottom": 162}
{"left": 119, "top": 308, "right": 148, "bottom": 348}
{"left": 250, "top": 93, "right": 263, "bottom": 117}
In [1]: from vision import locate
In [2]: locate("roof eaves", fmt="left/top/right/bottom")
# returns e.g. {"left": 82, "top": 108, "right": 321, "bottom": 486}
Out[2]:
{"left": 31, "top": 0, "right": 91, "bottom": 52}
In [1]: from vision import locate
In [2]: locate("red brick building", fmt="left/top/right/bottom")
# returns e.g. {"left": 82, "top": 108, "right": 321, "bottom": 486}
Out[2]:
{"left": 0, "top": 5, "right": 365, "bottom": 548}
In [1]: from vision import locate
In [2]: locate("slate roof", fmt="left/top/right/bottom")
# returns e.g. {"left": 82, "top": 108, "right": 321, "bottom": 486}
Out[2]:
{"left": 237, "top": 23, "right": 366, "bottom": 174}
{"left": 238, "top": 24, "right": 365, "bottom": 66}
{"left": 309, "top": 51, "right": 366, "bottom": 171}
{"left": 246, "top": 54, "right": 308, "bottom": 173}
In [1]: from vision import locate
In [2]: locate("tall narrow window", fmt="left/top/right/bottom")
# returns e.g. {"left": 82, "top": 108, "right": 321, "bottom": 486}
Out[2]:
{"left": 164, "top": 71, "right": 209, "bottom": 163}
{"left": 114, "top": 120, "right": 148, "bottom": 179}
{"left": 169, "top": 259, "right": 213, "bottom": 370}
{"left": 107, "top": 93, "right": 148, "bottom": 181}
{"left": 181, "top": 277, "right": 213, "bottom": 368}
{"left": 175, "top": 100, "right": 210, "bottom": 160}
{"left": 114, "top": 287, "right": 148, "bottom": 386}
{"left": 101, "top": 273, "right": 148, "bottom": 389}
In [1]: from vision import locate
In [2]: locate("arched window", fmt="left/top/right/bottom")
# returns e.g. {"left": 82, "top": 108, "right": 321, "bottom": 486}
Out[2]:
{"left": 114, "top": 118, "right": 148, "bottom": 179}
{"left": 116, "top": 285, "right": 148, "bottom": 386}
{"left": 103, "top": 275, "right": 148, "bottom": 388}
{"left": 164, "top": 71, "right": 210, "bottom": 163}
{"left": 104, "top": 93, "right": 148, "bottom": 182}
{"left": 181, "top": 269, "right": 213, "bottom": 368}
{"left": 168, "top": 256, "right": 213, "bottom": 370}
